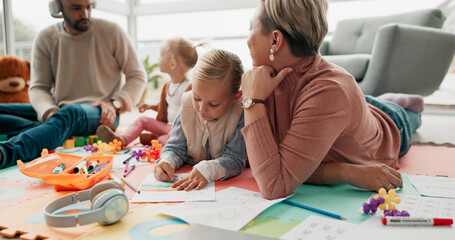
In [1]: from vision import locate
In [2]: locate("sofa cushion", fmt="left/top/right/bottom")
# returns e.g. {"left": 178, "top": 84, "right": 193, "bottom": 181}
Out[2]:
{"left": 328, "top": 9, "right": 445, "bottom": 55}
{"left": 323, "top": 54, "right": 370, "bottom": 81}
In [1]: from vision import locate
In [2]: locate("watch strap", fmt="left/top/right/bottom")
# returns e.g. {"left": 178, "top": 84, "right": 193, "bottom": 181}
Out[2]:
{"left": 251, "top": 99, "right": 265, "bottom": 105}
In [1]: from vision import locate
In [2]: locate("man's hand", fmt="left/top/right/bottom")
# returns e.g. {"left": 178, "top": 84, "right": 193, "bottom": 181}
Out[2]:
{"left": 172, "top": 168, "right": 208, "bottom": 191}
{"left": 154, "top": 161, "right": 175, "bottom": 182}
{"left": 92, "top": 101, "right": 117, "bottom": 126}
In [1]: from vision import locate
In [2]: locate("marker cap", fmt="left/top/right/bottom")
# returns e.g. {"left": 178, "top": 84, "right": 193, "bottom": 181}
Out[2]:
{"left": 434, "top": 218, "right": 453, "bottom": 226}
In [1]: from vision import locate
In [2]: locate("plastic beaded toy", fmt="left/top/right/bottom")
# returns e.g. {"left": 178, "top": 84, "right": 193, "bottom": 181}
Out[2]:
{"left": 109, "top": 139, "right": 122, "bottom": 154}
{"left": 377, "top": 188, "right": 401, "bottom": 211}
{"left": 383, "top": 209, "right": 410, "bottom": 217}
{"left": 131, "top": 140, "right": 162, "bottom": 162}
{"left": 83, "top": 140, "right": 123, "bottom": 155}
{"left": 83, "top": 144, "right": 98, "bottom": 153}
{"left": 363, "top": 187, "right": 409, "bottom": 217}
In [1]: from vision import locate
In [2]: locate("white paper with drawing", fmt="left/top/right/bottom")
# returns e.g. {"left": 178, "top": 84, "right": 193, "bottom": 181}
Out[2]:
{"left": 359, "top": 193, "right": 455, "bottom": 218}
{"left": 346, "top": 193, "right": 455, "bottom": 240}
{"left": 281, "top": 215, "right": 358, "bottom": 240}
{"left": 157, "top": 187, "right": 289, "bottom": 231}
{"left": 407, "top": 175, "right": 455, "bottom": 199}
{"left": 131, "top": 173, "right": 215, "bottom": 202}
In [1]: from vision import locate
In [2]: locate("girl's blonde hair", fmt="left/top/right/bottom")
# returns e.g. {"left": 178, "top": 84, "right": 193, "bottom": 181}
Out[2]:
{"left": 260, "top": 0, "right": 328, "bottom": 58}
{"left": 192, "top": 49, "right": 244, "bottom": 95}
{"left": 165, "top": 37, "right": 204, "bottom": 68}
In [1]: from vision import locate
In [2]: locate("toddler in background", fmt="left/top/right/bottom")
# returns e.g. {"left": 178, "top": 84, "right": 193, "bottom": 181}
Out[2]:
{"left": 97, "top": 37, "right": 202, "bottom": 146}
{"left": 154, "top": 49, "right": 247, "bottom": 191}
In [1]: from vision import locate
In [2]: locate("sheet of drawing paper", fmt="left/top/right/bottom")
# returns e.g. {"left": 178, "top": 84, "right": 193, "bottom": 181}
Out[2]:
{"left": 345, "top": 193, "right": 455, "bottom": 240}
{"left": 360, "top": 193, "right": 455, "bottom": 218}
{"left": 157, "top": 187, "right": 289, "bottom": 231}
{"left": 407, "top": 175, "right": 455, "bottom": 198}
{"left": 342, "top": 218, "right": 455, "bottom": 240}
{"left": 172, "top": 223, "right": 276, "bottom": 240}
{"left": 131, "top": 173, "right": 215, "bottom": 202}
{"left": 280, "top": 215, "right": 358, "bottom": 240}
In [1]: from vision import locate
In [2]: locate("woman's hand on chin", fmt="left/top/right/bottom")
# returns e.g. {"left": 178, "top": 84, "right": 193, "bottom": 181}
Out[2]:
{"left": 241, "top": 65, "right": 293, "bottom": 100}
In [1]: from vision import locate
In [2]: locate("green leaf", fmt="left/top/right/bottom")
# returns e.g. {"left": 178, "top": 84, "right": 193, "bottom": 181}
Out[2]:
{"left": 142, "top": 55, "right": 163, "bottom": 91}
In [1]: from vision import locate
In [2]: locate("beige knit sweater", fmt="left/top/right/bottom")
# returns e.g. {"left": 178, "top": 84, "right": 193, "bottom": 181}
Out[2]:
{"left": 29, "top": 18, "right": 146, "bottom": 121}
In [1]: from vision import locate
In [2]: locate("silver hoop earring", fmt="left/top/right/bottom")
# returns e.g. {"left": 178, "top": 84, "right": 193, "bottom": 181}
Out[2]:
{"left": 269, "top": 48, "right": 274, "bottom": 61}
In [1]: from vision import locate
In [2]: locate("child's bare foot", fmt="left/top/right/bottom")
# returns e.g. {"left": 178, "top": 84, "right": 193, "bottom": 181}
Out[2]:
{"left": 140, "top": 132, "right": 158, "bottom": 146}
{"left": 96, "top": 125, "right": 126, "bottom": 146}
{"left": 377, "top": 93, "right": 424, "bottom": 113}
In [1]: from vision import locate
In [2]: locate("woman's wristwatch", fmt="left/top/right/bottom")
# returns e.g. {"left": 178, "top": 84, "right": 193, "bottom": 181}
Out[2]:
{"left": 110, "top": 98, "right": 122, "bottom": 112}
{"left": 241, "top": 97, "right": 265, "bottom": 109}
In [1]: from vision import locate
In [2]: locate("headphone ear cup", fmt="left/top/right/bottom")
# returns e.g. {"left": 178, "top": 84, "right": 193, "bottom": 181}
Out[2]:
{"left": 91, "top": 189, "right": 129, "bottom": 225}
{"left": 91, "top": 189, "right": 116, "bottom": 210}
{"left": 89, "top": 180, "right": 125, "bottom": 203}
{"left": 48, "top": 0, "right": 61, "bottom": 15}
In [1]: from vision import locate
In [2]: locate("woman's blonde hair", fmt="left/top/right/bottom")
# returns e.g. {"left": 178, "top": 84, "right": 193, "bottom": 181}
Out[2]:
{"left": 260, "top": 0, "right": 328, "bottom": 57}
{"left": 165, "top": 37, "right": 204, "bottom": 68}
{"left": 192, "top": 49, "right": 244, "bottom": 95}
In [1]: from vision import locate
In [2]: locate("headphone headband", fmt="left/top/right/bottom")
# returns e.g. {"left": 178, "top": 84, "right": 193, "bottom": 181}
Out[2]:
{"left": 48, "top": 0, "right": 96, "bottom": 18}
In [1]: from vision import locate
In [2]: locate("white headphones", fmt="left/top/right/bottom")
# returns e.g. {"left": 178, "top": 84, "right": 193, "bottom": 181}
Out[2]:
{"left": 48, "top": 0, "right": 63, "bottom": 18}
{"left": 48, "top": 0, "right": 96, "bottom": 18}
{"left": 44, "top": 180, "right": 129, "bottom": 227}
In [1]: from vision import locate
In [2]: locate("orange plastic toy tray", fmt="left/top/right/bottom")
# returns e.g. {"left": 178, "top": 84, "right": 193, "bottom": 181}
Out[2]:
{"left": 17, "top": 153, "right": 113, "bottom": 191}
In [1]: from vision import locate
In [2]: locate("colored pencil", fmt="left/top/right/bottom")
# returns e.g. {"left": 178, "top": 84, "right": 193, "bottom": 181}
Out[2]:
{"left": 123, "top": 155, "right": 132, "bottom": 164}
{"left": 121, "top": 177, "right": 140, "bottom": 194}
{"left": 123, "top": 164, "right": 136, "bottom": 177}
{"left": 91, "top": 161, "right": 108, "bottom": 174}
{"left": 282, "top": 199, "right": 346, "bottom": 220}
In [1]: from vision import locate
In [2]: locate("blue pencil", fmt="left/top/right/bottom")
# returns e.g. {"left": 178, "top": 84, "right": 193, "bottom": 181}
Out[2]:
{"left": 282, "top": 199, "right": 346, "bottom": 220}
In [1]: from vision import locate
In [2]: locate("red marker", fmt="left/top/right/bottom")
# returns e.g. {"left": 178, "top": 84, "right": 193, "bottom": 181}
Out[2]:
{"left": 382, "top": 217, "right": 453, "bottom": 226}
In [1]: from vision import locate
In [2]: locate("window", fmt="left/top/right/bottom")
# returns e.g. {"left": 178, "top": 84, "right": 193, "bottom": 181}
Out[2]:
{"left": 137, "top": 8, "right": 254, "bottom": 69}
{"left": 10, "top": 0, "right": 127, "bottom": 61}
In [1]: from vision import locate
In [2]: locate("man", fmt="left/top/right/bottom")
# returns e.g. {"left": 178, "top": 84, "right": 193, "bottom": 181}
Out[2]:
{"left": 0, "top": 0, "right": 146, "bottom": 168}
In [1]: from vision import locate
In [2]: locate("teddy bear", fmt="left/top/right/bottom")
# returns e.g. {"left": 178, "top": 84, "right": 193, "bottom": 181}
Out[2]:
{"left": 0, "top": 55, "right": 30, "bottom": 103}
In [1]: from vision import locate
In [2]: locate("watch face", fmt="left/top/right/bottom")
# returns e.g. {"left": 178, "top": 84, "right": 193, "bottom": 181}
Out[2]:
{"left": 243, "top": 98, "right": 253, "bottom": 108}
{"left": 113, "top": 100, "right": 121, "bottom": 109}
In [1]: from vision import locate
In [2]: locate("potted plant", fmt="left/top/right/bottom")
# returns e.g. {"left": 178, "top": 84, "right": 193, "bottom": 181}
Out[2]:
{"left": 140, "top": 55, "right": 162, "bottom": 104}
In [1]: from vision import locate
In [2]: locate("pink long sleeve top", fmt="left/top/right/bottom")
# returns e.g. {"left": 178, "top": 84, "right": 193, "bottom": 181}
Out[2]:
{"left": 241, "top": 55, "right": 400, "bottom": 199}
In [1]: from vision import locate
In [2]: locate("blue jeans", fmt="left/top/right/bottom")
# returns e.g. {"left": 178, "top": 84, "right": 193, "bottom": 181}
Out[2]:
{"left": 365, "top": 96, "right": 421, "bottom": 158}
{"left": 0, "top": 102, "right": 119, "bottom": 168}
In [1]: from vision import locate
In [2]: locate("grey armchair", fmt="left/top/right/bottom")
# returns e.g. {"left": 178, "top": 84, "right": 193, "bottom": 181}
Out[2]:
{"left": 320, "top": 9, "right": 455, "bottom": 96}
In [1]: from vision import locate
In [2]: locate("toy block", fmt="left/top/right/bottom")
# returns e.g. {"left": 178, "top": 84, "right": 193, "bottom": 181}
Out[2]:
{"left": 88, "top": 135, "right": 97, "bottom": 144}
{"left": 74, "top": 136, "right": 86, "bottom": 147}
{"left": 63, "top": 139, "right": 75, "bottom": 149}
